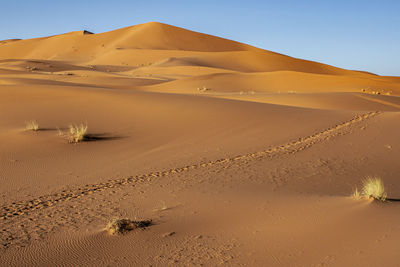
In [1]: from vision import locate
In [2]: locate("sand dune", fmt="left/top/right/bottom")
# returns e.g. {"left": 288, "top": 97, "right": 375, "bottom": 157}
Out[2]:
{"left": 145, "top": 71, "right": 400, "bottom": 95}
{"left": 1, "top": 22, "right": 400, "bottom": 266}
{"left": 0, "top": 22, "right": 399, "bottom": 102}
{"left": 215, "top": 92, "right": 400, "bottom": 111}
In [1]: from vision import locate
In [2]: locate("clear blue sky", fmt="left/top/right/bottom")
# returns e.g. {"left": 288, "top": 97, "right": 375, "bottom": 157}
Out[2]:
{"left": 1, "top": 0, "right": 399, "bottom": 76}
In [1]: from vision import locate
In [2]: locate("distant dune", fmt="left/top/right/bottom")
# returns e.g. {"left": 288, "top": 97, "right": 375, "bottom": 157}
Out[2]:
{"left": 0, "top": 21, "right": 398, "bottom": 98}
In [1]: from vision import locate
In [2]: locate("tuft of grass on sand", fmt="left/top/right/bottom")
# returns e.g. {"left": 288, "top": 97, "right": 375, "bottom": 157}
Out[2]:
{"left": 352, "top": 188, "right": 361, "bottom": 199}
{"left": 67, "top": 123, "right": 88, "bottom": 143}
{"left": 197, "top": 86, "right": 210, "bottom": 92}
{"left": 353, "top": 177, "right": 387, "bottom": 201}
{"left": 25, "top": 120, "right": 39, "bottom": 131}
{"left": 106, "top": 218, "right": 152, "bottom": 235}
{"left": 57, "top": 127, "right": 63, "bottom": 136}
{"left": 362, "top": 177, "right": 387, "bottom": 201}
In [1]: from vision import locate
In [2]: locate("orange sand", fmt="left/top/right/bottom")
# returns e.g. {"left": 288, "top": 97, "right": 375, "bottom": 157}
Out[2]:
{"left": 1, "top": 22, "right": 400, "bottom": 266}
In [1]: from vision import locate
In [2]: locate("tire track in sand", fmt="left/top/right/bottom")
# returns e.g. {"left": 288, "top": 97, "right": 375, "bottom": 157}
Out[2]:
{"left": 0, "top": 111, "right": 381, "bottom": 221}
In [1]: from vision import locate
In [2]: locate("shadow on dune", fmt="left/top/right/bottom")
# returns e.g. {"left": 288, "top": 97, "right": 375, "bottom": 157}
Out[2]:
{"left": 35, "top": 128, "right": 58, "bottom": 132}
{"left": 83, "top": 133, "right": 126, "bottom": 142}
{"left": 34, "top": 128, "right": 126, "bottom": 142}
{"left": 386, "top": 198, "right": 400, "bottom": 202}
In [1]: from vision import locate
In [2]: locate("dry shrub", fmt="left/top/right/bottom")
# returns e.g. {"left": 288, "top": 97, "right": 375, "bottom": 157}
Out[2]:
{"left": 67, "top": 123, "right": 88, "bottom": 143}
{"left": 353, "top": 177, "right": 387, "bottom": 201}
{"left": 361, "top": 177, "right": 387, "bottom": 201}
{"left": 25, "top": 120, "right": 39, "bottom": 131}
{"left": 106, "top": 218, "right": 152, "bottom": 235}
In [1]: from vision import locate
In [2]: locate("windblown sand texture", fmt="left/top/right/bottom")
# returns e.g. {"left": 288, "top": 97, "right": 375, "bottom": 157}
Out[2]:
{"left": 1, "top": 22, "right": 400, "bottom": 266}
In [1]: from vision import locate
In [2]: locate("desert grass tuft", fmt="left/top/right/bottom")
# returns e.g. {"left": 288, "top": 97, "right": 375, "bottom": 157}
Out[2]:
{"left": 56, "top": 127, "right": 63, "bottom": 136}
{"left": 361, "top": 177, "right": 387, "bottom": 201}
{"left": 353, "top": 177, "right": 387, "bottom": 201}
{"left": 25, "top": 120, "right": 39, "bottom": 131}
{"left": 106, "top": 218, "right": 152, "bottom": 235}
{"left": 67, "top": 123, "right": 88, "bottom": 143}
{"left": 352, "top": 188, "right": 361, "bottom": 199}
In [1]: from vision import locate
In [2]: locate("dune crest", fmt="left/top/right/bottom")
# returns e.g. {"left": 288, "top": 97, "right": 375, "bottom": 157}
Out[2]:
{"left": 0, "top": 21, "right": 398, "bottom": 97}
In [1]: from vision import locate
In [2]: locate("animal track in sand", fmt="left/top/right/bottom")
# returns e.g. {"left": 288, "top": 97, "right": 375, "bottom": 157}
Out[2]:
{"left": 0, "top": 111, "right": 380, "bottom": 225}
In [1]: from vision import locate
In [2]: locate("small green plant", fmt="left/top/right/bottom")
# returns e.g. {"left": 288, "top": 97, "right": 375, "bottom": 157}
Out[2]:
{"left": 106, "top": 218, "right": 152, "bottom": 235}
{"left": 68, "top": 123, "right": 88, "bottom": 143}
{"left": 353, "top": 177, "right": 387, "bottom": 201}
{"left": 25, "top": 120, "right": 39, "bottom": 131}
